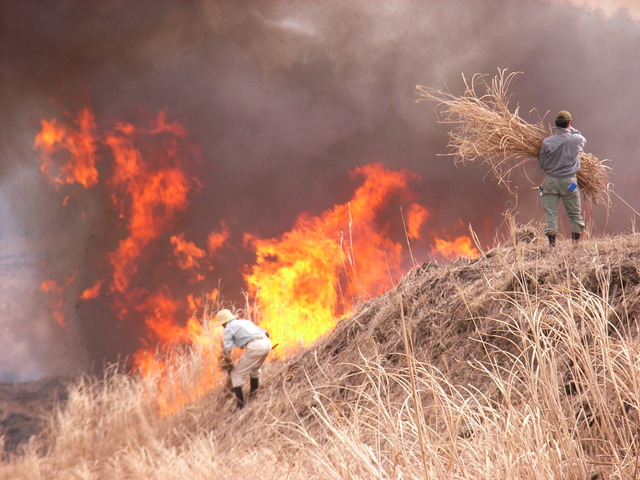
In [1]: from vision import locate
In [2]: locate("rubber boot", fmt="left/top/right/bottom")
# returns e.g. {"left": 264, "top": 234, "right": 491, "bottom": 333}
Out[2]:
{"left": 233, "top": 386, "right": 244, "bottom": 410}
{"left": 249, "top": 377, "right": 259, "bottom": 398}
{"left": 571, "top": 232, "right": 581, "bottom": 242}
{"left": 546, "top": 234, "right": 556, "bottom": 247}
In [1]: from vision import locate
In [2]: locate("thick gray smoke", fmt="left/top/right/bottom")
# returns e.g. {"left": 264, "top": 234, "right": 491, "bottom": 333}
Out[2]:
{"left": 1, "top": 0, "right": 638, "bottom": 381}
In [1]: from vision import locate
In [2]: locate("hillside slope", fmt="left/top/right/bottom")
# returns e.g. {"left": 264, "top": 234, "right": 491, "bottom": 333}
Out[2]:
{"left": 211, "top": 231, "right": 640, "bottom": 478}
{"left": 2, "top": 231, "right": 640, "bottom": 479}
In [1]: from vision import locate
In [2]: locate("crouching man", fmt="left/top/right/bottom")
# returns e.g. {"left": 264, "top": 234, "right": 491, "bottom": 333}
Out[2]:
{"left": 214, "top": 309, "right": 272, "bottom": 409}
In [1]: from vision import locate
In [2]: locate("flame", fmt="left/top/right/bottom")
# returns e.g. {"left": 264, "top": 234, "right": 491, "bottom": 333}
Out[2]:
{"left": 105, "top": 114, "right": 192, "bottom": 294}
{"left": 34, "top": 108, "right": 99, "bottom": 188}
{"left": 171, "top": 234, "right": 207, "bottom": 282}
{"left": 431, "top": 235, "right": 480, "bottom": 260}
{"left": 39, "top": 273, "right": 78, "bottom": 327}
{"left": 243, "top": 163, "right": 422, "bottom": 355}
{"left": 207, "top": 224, "right": 230, "bottom": 253}
{"left": 80, "top": 281, "right": 103, "bottom": 300}
{"left": 33, "top": 106, "right": 215, "bottom": 415}
{"left": 404, "top": 203, "right": 430, "bottom": 240}
{"left": 134, "top": 305, "right": 226, "bottom": 417}
{"left": 34, "top": 104, "right": 485, "bottom": 417}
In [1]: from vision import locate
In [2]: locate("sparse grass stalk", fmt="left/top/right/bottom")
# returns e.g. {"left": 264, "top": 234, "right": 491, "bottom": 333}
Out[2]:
{"left": 398, "top": 294, "right": 429, "bottom": 478}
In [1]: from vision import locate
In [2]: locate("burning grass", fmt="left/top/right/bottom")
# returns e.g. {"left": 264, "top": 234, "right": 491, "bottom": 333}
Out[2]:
{"left": 2, "top": 231, "right": 640, "bottom": 479}
{"left": 416, "top": 70, "right": 612, "bottom": 205}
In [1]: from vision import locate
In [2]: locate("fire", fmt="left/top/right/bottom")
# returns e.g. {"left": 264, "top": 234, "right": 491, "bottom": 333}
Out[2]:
{"left": 404, "top": 204, "right": 430, "bottom": 240}
{"left": 80, "top": 281, "right": 102, "bottom": 300}
{"left": 34, "top": 107, "right": 200, "bottom": 346}
{"left": 134, "top": 309, "right": 225, "bottom": 417}
{"left": 207, "top": 224, "right": 230, "bottom": 253}
{"left": 171, "top": 234, "right": 207, "bottom": 282}
{"left": 40, "top": 273, "right": 78, "bottom": 327}
{"left": 104, "top": 115, "right": 192, "bottom": 294}
{"left": 243, "top": 163, "right": 425, "bottom": 355}
{"left": 431, "top": 235, "right": 480, "bottom": 260}
{"left": 34, "top": 108, "right": 99, "bottom": 188}
{"left": 34, "top": 105, "right": 483, "bottom": 416}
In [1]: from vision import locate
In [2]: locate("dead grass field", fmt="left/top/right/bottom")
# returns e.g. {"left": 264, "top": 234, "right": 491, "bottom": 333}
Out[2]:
{"left": 1, "top": 229, "right": 640, "bottom": 479}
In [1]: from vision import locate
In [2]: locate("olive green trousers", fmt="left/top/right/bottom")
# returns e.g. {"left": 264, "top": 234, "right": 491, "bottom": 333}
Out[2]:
{"left": 540, "top": 175, "right": 585, "bottom": 235}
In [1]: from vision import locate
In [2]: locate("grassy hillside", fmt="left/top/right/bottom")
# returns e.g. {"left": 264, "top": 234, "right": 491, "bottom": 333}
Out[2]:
{"left": 2, "top": 229, "right": 640, "bottom": 479}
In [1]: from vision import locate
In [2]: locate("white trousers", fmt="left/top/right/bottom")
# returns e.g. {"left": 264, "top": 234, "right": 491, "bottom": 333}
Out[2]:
{"left": 230, "top": 337, "right": 272, "bottom": 388}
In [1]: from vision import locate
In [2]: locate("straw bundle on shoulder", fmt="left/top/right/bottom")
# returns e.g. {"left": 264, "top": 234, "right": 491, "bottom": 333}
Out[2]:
{"left": 416, "top": 70, "right": 611, "bottom": 204}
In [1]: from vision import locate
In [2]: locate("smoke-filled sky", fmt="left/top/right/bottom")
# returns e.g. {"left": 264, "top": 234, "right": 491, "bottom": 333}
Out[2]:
{"left": 1, "top": 0, "right": 639, "bottom": 382}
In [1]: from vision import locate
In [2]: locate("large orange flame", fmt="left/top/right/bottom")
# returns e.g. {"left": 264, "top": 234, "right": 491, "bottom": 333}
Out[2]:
{"left": 34, "top": 105, "right": 482, "bottom": 416}
{"left": 243, "top": 163, "right": 426, "bottom": 355}
{"left": 404, "top": 204, "right": 430, "bottom": 240}
{"left": 171, "top": 234, "right": 207, "bottom": 282}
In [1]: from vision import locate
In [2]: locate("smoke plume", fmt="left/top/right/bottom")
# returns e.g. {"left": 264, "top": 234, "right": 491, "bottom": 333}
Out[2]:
{"left": 1, "top": 0, "right": 638, "bottom": 381}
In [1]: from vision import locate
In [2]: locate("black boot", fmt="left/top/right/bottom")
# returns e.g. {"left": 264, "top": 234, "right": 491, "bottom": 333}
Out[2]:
{"left": 572, "top": 232, "right": 581, "bottom": 242}
{"left": 249, "top": 377, "right": 259, "bottom": 398}
{"left": 233, "top": 387, "right": 244, "bottom": 409}
{"left": 546, "top": 234, "right": 556, "bottom": 247}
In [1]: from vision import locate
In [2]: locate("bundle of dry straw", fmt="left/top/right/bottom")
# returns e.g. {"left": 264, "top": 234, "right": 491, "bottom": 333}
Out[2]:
{"left": 416, "top": 70, "right": 611, "bottom": 204}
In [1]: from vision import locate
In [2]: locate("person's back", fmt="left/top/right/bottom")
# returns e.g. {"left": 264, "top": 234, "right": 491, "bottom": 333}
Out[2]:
{"left": 539, "top": 127, "right": 586, "bottom": 177}
{"left": 537, "top": 111, "right": 586, "bottom": 246}
{"left": 223, "top": 318, "right": 266, "bottom": 351}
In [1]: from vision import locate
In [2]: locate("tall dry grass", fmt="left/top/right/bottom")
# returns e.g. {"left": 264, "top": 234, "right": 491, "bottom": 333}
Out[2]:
{"left": 1, "top": 233, "right": 640, "bottom": 479}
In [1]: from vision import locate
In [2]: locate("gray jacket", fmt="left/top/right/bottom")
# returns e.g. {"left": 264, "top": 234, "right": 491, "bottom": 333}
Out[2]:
{"left": 538, "top": 127, "right": 586, "bottom": 177}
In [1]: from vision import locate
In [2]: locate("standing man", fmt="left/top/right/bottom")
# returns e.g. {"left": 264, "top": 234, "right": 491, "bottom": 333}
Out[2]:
{"left": 538, "top": 110, "right": 586, "bottom": 246}
{"left": 214, "top": 309, "right": 272, "bottom": 409}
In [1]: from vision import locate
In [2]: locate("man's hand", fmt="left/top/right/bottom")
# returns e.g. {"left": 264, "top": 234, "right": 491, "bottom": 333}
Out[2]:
{"left": 218, "top": 351, "right": 234, "bottom": 372}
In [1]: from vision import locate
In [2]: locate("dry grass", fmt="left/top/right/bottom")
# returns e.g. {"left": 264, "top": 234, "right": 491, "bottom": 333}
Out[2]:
{"left": 416, "top": 69, "right": 612, "bottom": 204}
{"left": 2, "top": 230, "right": 640, "bottom": 479}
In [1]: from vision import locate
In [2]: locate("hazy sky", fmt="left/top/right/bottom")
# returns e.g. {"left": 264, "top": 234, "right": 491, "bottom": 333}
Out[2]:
{"left": 561, "top": 0, "right": 640, "bottom": 19}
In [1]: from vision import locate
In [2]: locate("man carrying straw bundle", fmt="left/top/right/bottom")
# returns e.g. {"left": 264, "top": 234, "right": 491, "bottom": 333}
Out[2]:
{"left": 537, "top": 110, "right": 586, "bottom": 246}
{"left": 415, "top": 70, "right": 611, "bottom": 245}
